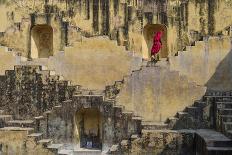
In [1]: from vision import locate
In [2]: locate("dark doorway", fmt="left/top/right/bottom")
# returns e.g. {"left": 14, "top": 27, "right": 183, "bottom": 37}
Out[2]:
{"left": 75, "top": 108, "right": 102, "bottom": 149}
{"left": 143, "top": 24, "right": 168, "bottom": 59}
{"left": 31, "top": 24, "right": 53, "bottom": 58}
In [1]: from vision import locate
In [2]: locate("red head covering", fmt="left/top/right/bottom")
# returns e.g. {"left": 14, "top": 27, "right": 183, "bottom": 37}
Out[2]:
{"left": 153, "top": 31, "right": 163, "bottom": 42}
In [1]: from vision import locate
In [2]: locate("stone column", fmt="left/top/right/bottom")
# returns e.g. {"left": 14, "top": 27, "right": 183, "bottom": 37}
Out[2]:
{"left": 45, "top": 111, "right": 51, "bottom": 138}
{"left": 93, "top": 0, "right": 99, "bottom": 33}
{"left": 35, "top": 116, "right": 41, "bottom": 132}
{"left": 99, "top": 0, "right": 110, "bottom": 35}
{"left": 101, "top": 102, "right": 114, "bottom": 152}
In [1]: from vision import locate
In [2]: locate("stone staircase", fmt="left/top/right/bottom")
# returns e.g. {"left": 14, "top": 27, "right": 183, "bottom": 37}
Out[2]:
{"left": 0, "top": 63, "right": 203, "bottom": 154}
{"left": 108, "top": 90, "right": 232, "bottom": 154}
{"left": 0, "top": 67, "right": 231, "bottom": 154}
{"left": 0, "top": 65, "right": 144, "bottom": 154}
{"left": 201, "top": 91, "right": 232, "bottom": 138}
{"left": 0, "top": 65, "right": 76, "bottom": 154}
{"left": 0, "top": 14, "right": 231, "bottom": 153}
{"left": 0, "top": 36, "right": 230, "bottom": 154}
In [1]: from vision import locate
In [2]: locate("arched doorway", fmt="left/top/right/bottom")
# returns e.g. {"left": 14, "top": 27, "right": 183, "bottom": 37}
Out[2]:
{"left": 143, "top": 24, "right": 168, "bottom": 59}
{"left": 74, "top": 108, "right": 102, "bottom": 149}
{"left": 31, "top": 24, "right": 53, "bottom": 58}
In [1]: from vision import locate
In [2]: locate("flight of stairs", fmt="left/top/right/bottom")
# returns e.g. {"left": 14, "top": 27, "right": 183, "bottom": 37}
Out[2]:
{"left": 0, "top": 65, "right": 144, "bottom": 154}
{"left": 202, "top": 91, "right": 232, "bottom": 138}
{"left": 108, "top": 90, "right": 232, "bottom": 154}
{"left": 0, "top": 65, "right": 77, "bottom": 154}
{"left": 0, "top": 13, "right": 231, "bottom": 154}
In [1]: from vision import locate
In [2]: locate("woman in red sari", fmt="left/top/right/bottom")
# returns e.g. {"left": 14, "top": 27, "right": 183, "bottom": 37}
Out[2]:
{"left": 151, "top": 31, "right": 163, "bottom": 62}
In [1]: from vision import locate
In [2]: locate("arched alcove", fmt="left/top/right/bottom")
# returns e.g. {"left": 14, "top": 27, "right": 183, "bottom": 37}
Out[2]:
{"left": 143, "top": 24, "right": 168, "bottom": 59}
{"left": 75, "top": 108, "right": 102, "bottom": 149}
{"left": 31, "top": 24, "right": 53, "bottom": 58}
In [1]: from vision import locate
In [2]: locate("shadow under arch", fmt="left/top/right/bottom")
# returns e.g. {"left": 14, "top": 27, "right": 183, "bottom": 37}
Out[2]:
{"left": 143, "top": 24, "right": 168, "bottom": 59}
{"left": 74, "top": 108, "right": 103, "bottom": 149}
{"left": 31, "top": 24, "right": 53, "bottom": 59}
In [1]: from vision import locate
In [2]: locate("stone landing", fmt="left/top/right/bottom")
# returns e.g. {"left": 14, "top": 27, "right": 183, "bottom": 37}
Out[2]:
{"left": 196, "top": 129, "right": 232, "bottom": 155}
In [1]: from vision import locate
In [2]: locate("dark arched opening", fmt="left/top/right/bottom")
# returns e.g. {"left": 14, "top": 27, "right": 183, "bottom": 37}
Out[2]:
{"left": 143, "top": 24, "right": 168, "bottom": 59}
{"left": 31, "top": 24, "right": 53, "bottom": 58}
{"left": 75, "top": 108, "right": 103, "bottom": 149}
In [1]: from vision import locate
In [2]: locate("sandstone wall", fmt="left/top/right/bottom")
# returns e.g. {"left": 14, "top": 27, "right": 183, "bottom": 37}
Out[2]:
{"left": 214, "top": 1, "right": 232, "bottom": 33}
{"left": 0, "top": 18, "right": 30, "bottom": 57}
{"left": 117, "top": 65, "right": 206, "bottom": 122}
{"left": 170, "top": 36, "right": 232, "bottom": 91}
{"left": 0, "top": 0, "right": 231, "bottom": 60}
{"left": 0, "top": 4, "right": 12, "bottom": 32}
{"left": 0, "top": 130, "right": 54, "bottom": 155}
{"left": 187, "top": 0, "right": 232, "bottom": 37}
{"left": 0, "top": 46, "right": 19, "bottom": 75}
{"left": 26, "top": 36, "right": 142, "bottom": 90}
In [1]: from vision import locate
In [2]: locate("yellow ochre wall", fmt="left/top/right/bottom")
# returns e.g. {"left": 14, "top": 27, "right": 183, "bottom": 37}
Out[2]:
{"left": 0, "top": 130, "right": 54, "bottom": 155}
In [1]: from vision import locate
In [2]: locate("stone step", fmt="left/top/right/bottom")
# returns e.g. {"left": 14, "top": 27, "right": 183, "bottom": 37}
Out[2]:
{"left": 59, "top": 149, "right": 73, "bottom": 155}
{"left": 131, "top": 134, "right": 139, "bottom": 140}
{"left": 141, "top": 129, "right": 179, "bottom": 135}
{"left": 176, "top": 112, "right": 189, "bottom": 118}
{"left": 113, "top": 105, "right": 125, "bottom": 110}
{"left": 109, "top": 144, "right": 119, "bottom": 153}
{"left": 207, "top": 146, "right": 232, "bottom": 154}
{"left": 6, "top": 120, "right": 35, "bottom": 128}
{"left": 223, "top": 122, "right": 232, "bottom": 131}
{"left": 63, "top": 100, "right": 72, "bottom": 103}
{"left": 53, "top": 105, "right": 62, "bottom": 111}
{"left": 203, "top": 95, "right": 232, "bottom": 102}
{"left": 73, "top": 148, "right": 102, "bottom": 155}
{"left": 166, "top": 117, "right": 178, "bottom": 127}
{"left": 0, "top": 127, "right": 34, "bottom": 134}
{"left": 218, "top": 108, "right": 232, "bottom": 115}
{"left": 217, "top": 101, "right": 232, "bottom": 104}
{"left": 194, "top": 100, "right": 207, "bottom": 108}
{"left": 141, "top": 121, "right": 168, "bottom": 130}
{"left": 47, "top": 144, "right": 64, "bottom": 154}
{"left": 217, "top": 102, "right": 232, "bottom": 109}
{"left": 44, "top": 110, "right": 52, "bottom": 115}
{"left": 121, "top": 139, "right": 129, "bottom": 146}
{"left": 186, "top": 106, "right": 202, "bottom": 119}
{"left": 38, "top": 139, "right": 53, "bottom": 147}
{"left": 132, "top": 116, "right": 143, "bottom": 121}
{"left": 196, "top": 129, "right": 232, "bottom": 148}
{"left": 27, "top": 133, "right": 43, "bottom": 142}
{"left": 226, "top": 130, "right": 232, "bottom": 138}
{"left": 205, "top": 92, "right": 229, "bottom": 96}
{"left": 34, "top": 116, "right": 45, "bottom": 120}
{"left": 0, "top": 115, "right": 13, "bottom": 122}
{"left": 220, "top": 115, "right": 232, "bottom": 122}
{"left": 122, "top": 111, "right": 133, "bottom": 115}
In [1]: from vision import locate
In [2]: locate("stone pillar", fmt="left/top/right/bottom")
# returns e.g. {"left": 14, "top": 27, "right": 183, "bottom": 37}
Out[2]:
{"left": 81, "top": 0, "right": 89, "bottom": 20}
{"left": 45, "top": 111, "right": 51, "bottom": 138}
{"left": 101, "top": 102, "right": 114, "bottom": 152}
{"left": 35, "top": 117, "right": 41, "bottom": 132}
{"left": 99, "top": 0, "right": 110, "bottom": 35}
{"left": 117, "top": 3, "right": 127, "bottom": 45}
{"left": 98, "top": 0, "right": 102, "bottom": 34}
{"left": 93, "top": 0, "right": 99, "bottom": 33}
{"left": 89, "top": 0, "right": 93, "bottom": 33}
{"left": 108, "top": 0, "right": 114, "bottom": 35}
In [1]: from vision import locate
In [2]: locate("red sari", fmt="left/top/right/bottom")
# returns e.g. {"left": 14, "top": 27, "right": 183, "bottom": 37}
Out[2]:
{"left": 151, "top": 31, "right": 162, "bottom": 56}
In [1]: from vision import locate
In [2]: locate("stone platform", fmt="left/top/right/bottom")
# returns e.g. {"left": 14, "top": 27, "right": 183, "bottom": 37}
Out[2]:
{"left": 196, "top": 129, "right": 232, "bottom": 155}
